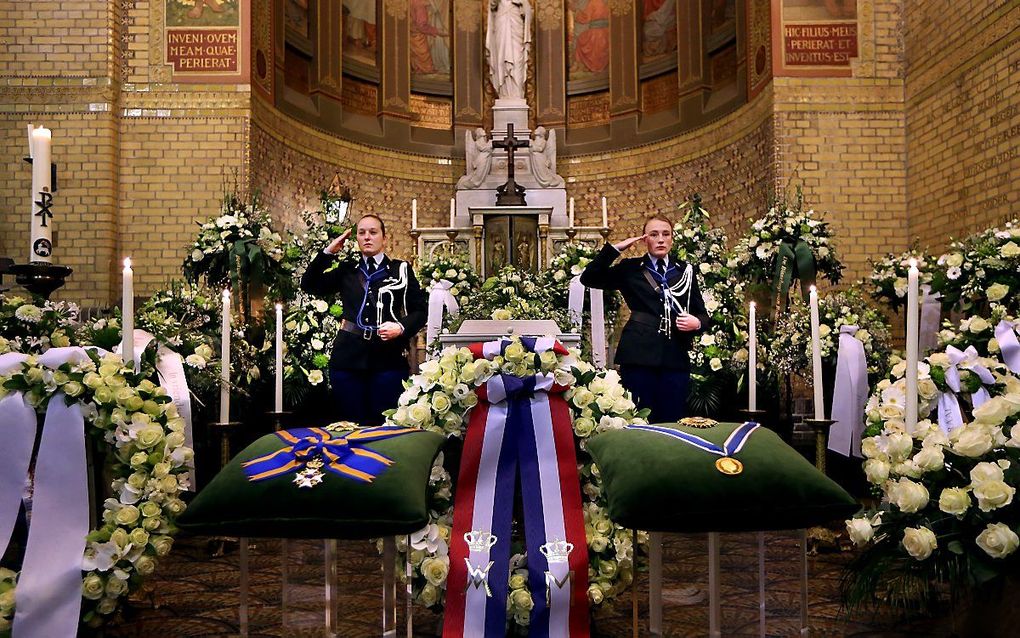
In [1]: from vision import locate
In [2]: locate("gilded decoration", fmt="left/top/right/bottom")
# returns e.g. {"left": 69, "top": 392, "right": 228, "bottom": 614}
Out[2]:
{"left": 385, "top": 0, "right": 409, "bottom": 18}
{"left": 252, "top": 0, "right": 273, "bottom": 96}
{"left": 455, "top": 0, "right": 482, "bottom": 30}
{"left": 641, "top": 71, "right": 679, "bottom": 114}
{"left": 536, "top": 0, "right": 564, "bottom": 24}
{"left": 148, "top": 0, "right": 174, "bottom": 83}
{"left": 410, "top": 94, "right": 453, "bottom": 129}
{"left": 567, "top": 91, "right": 611, "bottom": 128}
{"left": 608, "top": 0, "right": 632, "bottom": 18}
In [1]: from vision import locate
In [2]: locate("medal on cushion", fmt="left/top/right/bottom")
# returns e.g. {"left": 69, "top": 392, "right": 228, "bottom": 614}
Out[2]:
{"left": 628, "top": 421, "right": 760, "bottom": 475}
{"left": 293, "top": 457, "right": 326, "bottom": 488}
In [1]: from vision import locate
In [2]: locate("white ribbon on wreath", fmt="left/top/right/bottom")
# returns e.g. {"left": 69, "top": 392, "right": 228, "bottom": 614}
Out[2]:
{"left": 919, "top": 284, "right": 941, "bottom": 355}
{"left": 119, "top": 329, "right": 196, "bottom": 489}
{"left": 829, "top": 325, "right": 869, "bottom": 458}
{"left": 937, "top": 345, "right": 996, "bottom": 433}
{"left": 0, "top": 347, "right": 98, "bottom": 638}
{"left": 426, "top": 279, "right": 460, "bottom": 351}
{"left": 996, "top": 319, "right": 1020, "bottom": 375}
{"left": 567, "top": 276, "right": 607, "bottom": 368}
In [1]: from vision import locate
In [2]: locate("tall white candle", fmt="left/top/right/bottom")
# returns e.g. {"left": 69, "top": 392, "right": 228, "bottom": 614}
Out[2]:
{"left": 220, "top": 288, "right": 231, "bottom": 423}
{"left": 748, "top": 301, "right": 757, "bottom": 412}
{"left": 411, "top": 198, "right": 418, "bottom": 230}
{"left": 275, "top": 303, "right": 284, "bottom": 412}
{"left": 809, "top": 286, "right": 825, "bottom": 420}
{"left": 122, "top": 258, "right": 134, "bottom": 368}
{"left": 28, "top": 125, "right": 53, "bottom": 263}
{"left": 905, "top": 259, "right": 920, "bottom": 430}
{"left": 601, "top": 196, "right": 608, "bottom": 228}
{"left": 568, "top": 197, "right": 575, "bottom": 228}
{"left": 449, "top": 198, "right": 456, "bottom": 228}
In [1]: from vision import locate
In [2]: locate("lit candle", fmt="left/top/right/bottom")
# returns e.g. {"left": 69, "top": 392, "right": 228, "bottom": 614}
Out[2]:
{"left": 28, "top": 125, "right": 53, "bottom": 263}
{"left": 122, "top": 258, "right": 134, "bottom": 368}
{"left": 449, "top": 198, "right": 456, "bottom": 228}
{"left": 809, "top": 286, "right": 824, "bottom": 420}
{"left": 411, "top": 198, "right": 418, "bottom": 230}
{"left": 220, "top": 288, "right": 231, "bottom": 423}
{"left": 275, "top": 302, "right": 284, "bottom": 413}
{"left": 748, "top": 301, "right": 757, "bottom": 412}
{"left": 601, "top": 196, "right": 608, "bottom": 228}
{"left": 905, "top": 259, "right": 919, "bottom": 430}
{"left": 568, "top": 197, "right": 575, "bottom": 228}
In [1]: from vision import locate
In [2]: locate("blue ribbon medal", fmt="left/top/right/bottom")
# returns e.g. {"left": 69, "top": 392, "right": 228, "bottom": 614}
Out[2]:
{"left": 242, "top": 425, "right": 418, "bottom": 488}
{"left": 627, "top": 421, "right": 760, "bottom": 475}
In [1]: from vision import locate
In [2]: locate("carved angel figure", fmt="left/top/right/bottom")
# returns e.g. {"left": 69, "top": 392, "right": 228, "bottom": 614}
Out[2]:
{"left": 457, "top": 128, "right": 494, "bottom": 189}
{"left": 529, "top": 126, "right": 564, "bottom": 188}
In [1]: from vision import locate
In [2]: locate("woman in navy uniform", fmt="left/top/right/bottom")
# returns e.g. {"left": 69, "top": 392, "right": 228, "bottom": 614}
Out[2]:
{"left": 301, "top": 214, "right": 427, "bottom": 426}
{"left": 580, "top": 214, "right": 710, "bottom": 423}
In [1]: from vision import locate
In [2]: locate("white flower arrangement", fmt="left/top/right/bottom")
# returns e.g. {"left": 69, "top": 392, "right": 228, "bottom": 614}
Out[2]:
{"left": 448, "top": 267, "right": 574, "bottom": 333}
{"left": 542, "top": 243, "right": 623, "bottom": 340}
{"left": 771, "top": 288, "right": 893, "bottom": 379}
{"left": 0, "top": 293, "right": 79, "bottom": 354}
{"left": 843, "top": 314, "right": 1020, "bottom": 609}
{"left": 935, "top": 218, "right": 1020, "bottom": 315}
{"left": 280, "top": 291, "right": 342, "bottom": 390}
{"left": 383, "top": 337, "right": 649, "bottom": 629}
{"left": 0, "top": 351, "right": 190, "bottom": 632}
{"left": 416, "top": 252, "right": 480, "bottom": 309}
{"left": 732, "top": 201, "right": 844, "bottom": 288}
{"left": 867, "top": 249, "right": 938, "bottom": 312}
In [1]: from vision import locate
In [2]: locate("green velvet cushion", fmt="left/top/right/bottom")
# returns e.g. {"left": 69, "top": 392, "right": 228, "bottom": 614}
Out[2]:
{"left": 178, "top": 429, "right": 445, "bottom": 539}
{"left": 587, "top": 422, "right": 859, "bottom": 533}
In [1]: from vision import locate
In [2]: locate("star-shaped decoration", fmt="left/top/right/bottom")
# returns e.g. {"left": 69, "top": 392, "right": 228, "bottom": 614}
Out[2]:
{"left": 293, "top": 466, "right": 325, "bottom": 489}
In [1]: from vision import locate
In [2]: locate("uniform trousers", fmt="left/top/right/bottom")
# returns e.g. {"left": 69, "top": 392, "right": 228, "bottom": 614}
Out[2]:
{"left": 619, "top": 365, "right": 690, "bottom": 424}
{"left": 328, "top": 368, "right": 407, "bottom": 427}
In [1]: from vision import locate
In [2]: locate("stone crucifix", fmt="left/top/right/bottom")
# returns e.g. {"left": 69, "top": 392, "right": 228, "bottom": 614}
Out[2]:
{"left": 493, "top": 123, "right": 530, "bottom": 206}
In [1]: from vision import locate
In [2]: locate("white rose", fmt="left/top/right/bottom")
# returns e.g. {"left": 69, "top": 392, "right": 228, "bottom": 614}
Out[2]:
{"left": 945, "top": 252, "right": 964, "bottom": 268}
{"left": 709, "top": 358, "right": 723, "bottom": 372}
{"left": 863, "top": 458, "right": 890, "bottom": 484}
{"left": 700, "top": 334, "right": 716, "bottom": 347}
{"left": 1000, "top": 241, "right": 1020, "bottom": 258}
{"left": 975, "top": 522, "right": 1020, "bottom": 559}
{"left": 886, "top": 433, "right": 914, "bottom": 461}
{"left": 846, "top": 518, "right": 874, "bottom": 545}
{"left": 973, "top": 480, "right": 1015, "bottom": 512}
{"left": 973, "top": 397, "right": 1012, "bottom": 425}
{"left": 970, "top": 461, "right": 1005, "bottom": 484}
{"left": 913, "top": 446, "right": 944, "bottom": 472}
{"left": 987, "top": 283, "right": 1010, "bottom": 302}
{"left": 969, "top": 316, "right": 991, "bottom": 333}
{"left": 307, "top": 370, "right": 324, "bottom": 385}
{"left": 938, "top": 487, "right": 970, "bottom": 516}
{"left": 952, "top": 424, "right": 994, "bottom": 457}
{"left": 902, "top": 526, "right": 937, "bottom": 561}
{"left": 888, "top": 478, "right": 929, "bottom": 513}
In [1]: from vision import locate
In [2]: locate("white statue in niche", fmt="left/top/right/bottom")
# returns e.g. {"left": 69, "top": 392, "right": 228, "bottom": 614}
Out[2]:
{"left": 528, "top": 126, "right": 564, "bottom": 188}
{"left": 458, "top": 128, "right": 495, "bottom": 189}
{"left": 485, "top": 0, "right": 532, "bottom": 100}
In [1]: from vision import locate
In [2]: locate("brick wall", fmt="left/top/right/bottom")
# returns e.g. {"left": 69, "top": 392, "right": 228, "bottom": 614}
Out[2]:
{"left": 905, "top": 1, "right": 1020, "bottom": 250}
{"left": 772, "top": 0, "right": 910, "bottom": 288}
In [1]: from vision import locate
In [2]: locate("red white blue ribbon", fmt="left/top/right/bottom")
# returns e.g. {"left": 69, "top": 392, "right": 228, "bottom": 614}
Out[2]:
{"left": 444, "top": 338, "right": 590, "bottom": 638}
{"left": 627, "top": 421, "right": 760, "bottom": 458}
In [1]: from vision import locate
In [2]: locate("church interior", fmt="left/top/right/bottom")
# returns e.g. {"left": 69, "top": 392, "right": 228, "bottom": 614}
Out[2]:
{"left": 1, "top": 0, "right": 1019, "bottom": 636}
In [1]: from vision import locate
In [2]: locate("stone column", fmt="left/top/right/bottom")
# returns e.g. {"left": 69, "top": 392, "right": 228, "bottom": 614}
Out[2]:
{"left": 453, "top": 0, "right": 485, "bottom": 135}
{"left": 379, "top": 0, "right": 412, "bottom": 119}
{"left": 677, "top": 0, "right": 710, "bottom": 118}
{"left": 609, "top": 0, "right": 640, "bottom": 119}
{"left": 534, "top": 0, "right": 567, "bottom": 128}
{"left": 313, "top": 0, "right": 343, "bottom": 101}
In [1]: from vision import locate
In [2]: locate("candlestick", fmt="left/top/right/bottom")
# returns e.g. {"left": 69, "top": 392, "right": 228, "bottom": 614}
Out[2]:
{"left": 411, "top": 198, "right": 418, "bottom": 230}
{"left": 275, "top": 302, "right": 284, "bottom": 413}
{"left": 122, "top": 258, "right": 134, "bottom": 368}
{"left": 220, "top": 288, "right": 231, "bottom": 423}
{"left": 601, "top": 196, "right": 608, "bottom": 228}
{"left": 449, "top": 198, "right": 456, "bottom": 228}
{"left": 809, "top": 286, "right": 825, "bottom": 420}
{"left": 905, "top": 259, "right": 919, "bottom": 431}
{"left": 568, "top": 197, "right": 575, "bottom": 228}
{"left": 29, "top": 125, "right": 53, "bottom": 263}
{"left": 748, "top": 301, "right": 757, "bottom": 412}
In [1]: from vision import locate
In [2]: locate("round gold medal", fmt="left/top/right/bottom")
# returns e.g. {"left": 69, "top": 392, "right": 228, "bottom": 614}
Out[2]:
{"left": 715, "top": 457, "right": 743, "bottom": 475}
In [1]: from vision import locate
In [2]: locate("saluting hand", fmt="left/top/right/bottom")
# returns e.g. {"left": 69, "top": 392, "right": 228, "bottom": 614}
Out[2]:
{"left": 675, "top": 313, "right": 701, "bottom": 332}
{"left": 377, "top": 322, "right": 404, "bottom": 341}
{"left": 613, "top": 234, "right": 647, "bottom": 252}
{"left": 325, "top": 228, "right": 352, "bottom": 254}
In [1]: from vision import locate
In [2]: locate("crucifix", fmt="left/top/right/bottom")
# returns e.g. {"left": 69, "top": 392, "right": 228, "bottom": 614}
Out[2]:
{"left": 493, "top": 123, "right": 530, "bottom": 206}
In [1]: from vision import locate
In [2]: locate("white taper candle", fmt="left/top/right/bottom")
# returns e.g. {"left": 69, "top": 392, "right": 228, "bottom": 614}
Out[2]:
{"left": 749, "top": 301, "right": 757, "bottom": 412}
{"left": 122, "top": 258, "right": 134, "bottom": 368}
{"left": 568, "top": 197, "right": 575, "bottom": 228}
{"left": 449, "top": 198, "right": 456, "bottom": 228}
{"left": 905, "top": 259, "right": 919, "bottom": 431}
{"left": 411, "top": 198, "right": 417, "bottom": 230}
{"left": 809, "top": 286, "right": 825, "bottom": 420}
{"left": 220, "top": 288, "right": 231, "bottom": 423}
{"left": 601, "top": 196, "right": 608, "bottom": 228}
{"left": 29, "top": 125, "right": 53, "bottom": 263}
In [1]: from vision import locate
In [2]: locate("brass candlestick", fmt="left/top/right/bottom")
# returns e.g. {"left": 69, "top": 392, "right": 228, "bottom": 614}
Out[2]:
{"left": 564, "top": 228, "right": 578, "bottom": 243}
{"left": 805, "top": 418, "right": 835, "bottom": 473}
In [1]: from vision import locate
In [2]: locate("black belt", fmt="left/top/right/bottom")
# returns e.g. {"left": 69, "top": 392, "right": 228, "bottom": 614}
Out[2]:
{"left": 628, "top": 311, "right": 664, "bottom": 328}
{"left": 340, "top": 319, "right": 376, "bottom": 340}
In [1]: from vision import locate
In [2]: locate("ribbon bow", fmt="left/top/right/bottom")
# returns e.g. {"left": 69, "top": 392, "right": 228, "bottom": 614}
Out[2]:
{"left": 567, "top": 276, "right": 607, "bottom": 367}
{"left": 484, "top": 373, "right": 557, "bottom": 404}
{"left": 995, "top": 319, "right": 1020, "bottom": 375}
{"left": 242, "top": 426, "right": 417, "bottom": 484}
{"left": 937, "top": 345, "right": 996, "bottom": 433}
{"left": 426, "top": 279, "right": 460, "bottom": 351}
{"left": 772, "top": 239, "right": 816, "bottom": 316}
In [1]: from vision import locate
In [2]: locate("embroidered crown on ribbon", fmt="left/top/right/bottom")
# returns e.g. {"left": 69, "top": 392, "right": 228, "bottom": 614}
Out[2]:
{"left": 242, "top": 425, "right": 417, "bottom": 485}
